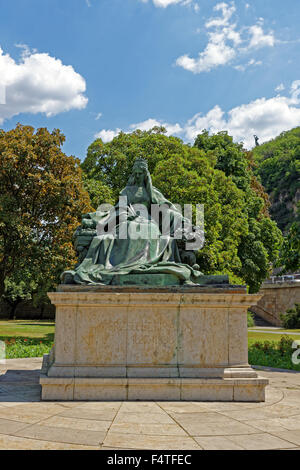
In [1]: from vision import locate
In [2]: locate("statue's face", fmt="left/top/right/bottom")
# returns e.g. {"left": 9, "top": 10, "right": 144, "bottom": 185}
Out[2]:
{"left": 133, "top": 167, "right": 144, "bottom": 185}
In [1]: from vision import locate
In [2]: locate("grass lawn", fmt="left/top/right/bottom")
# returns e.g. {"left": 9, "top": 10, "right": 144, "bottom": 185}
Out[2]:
{"left": 248, "top": 331, "right": 300, "bottom": 344}
{"left": 0, "top": 320, "right": 55, "bottom": 340}
{"left": 0, "top": 320, "right": 55, "bottom": 359}
{"left": 249, "top": 327, "right": 300, "bottom": 334}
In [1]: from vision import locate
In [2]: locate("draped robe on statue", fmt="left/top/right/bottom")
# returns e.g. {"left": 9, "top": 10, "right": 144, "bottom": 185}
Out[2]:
{"left": 62, "top": 163, "right": 203, "bottom": 286}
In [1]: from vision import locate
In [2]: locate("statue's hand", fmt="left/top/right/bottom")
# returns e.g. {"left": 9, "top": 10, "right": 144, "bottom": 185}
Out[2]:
{"left": 127, "top": 214, "right": 138, "bottom": 222}
{"left": 82, "top": 218, "right": 96, "bottom": 229}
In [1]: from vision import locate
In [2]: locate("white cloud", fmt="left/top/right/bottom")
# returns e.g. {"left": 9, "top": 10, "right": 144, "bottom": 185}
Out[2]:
{"left": 95, "top": 81, "right": 300, "bottom": 149}
{"left": 248, "top": 24, "right": 275, "bottom": 49}
{"left": 290, "top": 80, "right": 300, "bottom": 102}
{"left": 176, "top": 1, "right": 276, "bottom": 74}
{"left": 0, "top": 84, "right": 5, "bottom": 105}
{"left": 95, "top": 128, "right": 122, "bottom": 143}
{"left": 176, "top": 31, "right": 236, "bottom": 73}
{"left": 140, "top": 0, "right": 193, "bottom": 7}
{"left": 154, "top": 0, "right": 183, "bottom": 6}
{"left": 234, "top": 58, "right": 262, "bottom": 72}
{"left": 130, "top": 118, "right": 182, "bottom": 135}
{"left": 275, "top": 83, "right": 285, "bottom": 92}
{"left": 95, "top": 112, "right": 102, "bottom": 120}
{"left": 205, "top": 2, "right": 236, "bottom": 28}
{"left": 95, "top": 118, "right": 182, "bottom": 142}
{"left": 184, "top": 81, "right": 300, "bottom": 147}
{"left": 0, "top": 45, "right": 88, "bottom": 124}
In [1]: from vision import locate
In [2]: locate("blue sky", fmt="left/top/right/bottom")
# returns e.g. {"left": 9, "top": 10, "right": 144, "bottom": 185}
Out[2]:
{"left": 0, "top": 0, "right": 299, "bottom": 159}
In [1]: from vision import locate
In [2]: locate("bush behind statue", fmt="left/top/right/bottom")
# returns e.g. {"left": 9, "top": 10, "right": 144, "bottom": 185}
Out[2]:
{"left": 280, "top": 303, "right": 300, "bottom": 329}
{"left": 249, "top": 335, "right": 300, "bottom": 371}
{"left": 247, "top": 310, "right": 255, "bottom": 327}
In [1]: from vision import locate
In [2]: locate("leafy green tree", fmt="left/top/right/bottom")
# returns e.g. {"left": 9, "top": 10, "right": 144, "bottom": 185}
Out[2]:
{"left": 3, "top": 272, "right": 36, "bottom": 320}
{"left": 82, "top": 127, "right": 282, "bottom": 292}
{"left": 277, "top": 203, "right": 300, "bottom": 273}
{"left": 252, "top": 127, "right": 300, "bottom": 233}
{"left": 194, "top": 130, "right": 251, "bottom": 191}
{"left": 82, "top": 176, "right": 114, "bottom": 210}
{"left": 0, "top": 124, "right": 92, "bottom": 307}
{"left": 194, "top": 130, "right": 283, "bottom": 292}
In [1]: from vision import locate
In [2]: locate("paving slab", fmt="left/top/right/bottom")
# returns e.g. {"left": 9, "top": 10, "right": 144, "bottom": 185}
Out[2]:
{"left": 109, "top": 422, "right": 188, "bottom": 436}
{"left": 223, "top": 432, "right": 297, "bottom": 450}
{"left": 0, "top": 434, "right": 99, "bottom": 450}
{"left": 271, "top": 430, "right": 300, "bottom": 447}
{"left": 103, "top": 433, "right": 201, "bottom": 450}
{"left": 14, "top": 424, "right": 106, "bottom": 446}
{"left": 194, "top": 436, "right": 245, "bottom": 450}
{"left": 0, "top": 358, "right": 299, "bottom": 450}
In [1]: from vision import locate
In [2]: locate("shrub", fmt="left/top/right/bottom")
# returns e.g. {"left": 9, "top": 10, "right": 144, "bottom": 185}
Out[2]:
{"left": 278, "top": 335, "right": 294, "bottom": 355}
{"left": 248, "top": 335, "right": 300, "bottom": 371}
{"left": 280, "top": 303, "right": 300, "bottom": 329}
{"left": 3, "top": 338, "right": 53, "bottom": 359}
{"left": 247, "top": 310, "right": 255, "bottom": 327}
{"left": 254, "top": 340, "right": 274, "bottom": 352}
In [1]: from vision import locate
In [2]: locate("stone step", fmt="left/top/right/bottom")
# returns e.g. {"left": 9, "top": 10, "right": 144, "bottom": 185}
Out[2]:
{"left": 253, "top": 314, "right": 273, "bottom": 327}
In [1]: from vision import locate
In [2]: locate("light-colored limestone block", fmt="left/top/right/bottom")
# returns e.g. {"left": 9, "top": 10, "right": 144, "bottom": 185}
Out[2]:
{"left": 179, "top": 367, "right": 225, "bottom": 378}
{"left": 178, "top": 306, "right": 229, "bottom": 367}
{"left": 233, "top": 384, "right": 267, "bottom": 402}
{"left": 42, "top": 288, "right": 267, "bottom": 401}
{"left": 74, "top": 366, "right": 126, "bottom": 377}
{"left": 54, "top": 306, "right": 76, "bottom": 365}
{"left": 127, "top": 367, "right": 178, "bottom": 378}
{"left": 128, "top": 379, "right": 181, "bottom": 401}
{"left": 74, "top": 378, "right": 128, "bottom": 401}
{"left": 40, "top": 375, "right": 74, "bottom": 401}
{"left": 181, "top": 380, "right": 234, "bottom": 401}
{"left": 75, "top": 306, "right": 127, "bottom": 365}
{"left": 228, "top": 308, "right": 248, "bottom": 365}
{"left": 127, "top": 306, "right": 177, "bottom": 365}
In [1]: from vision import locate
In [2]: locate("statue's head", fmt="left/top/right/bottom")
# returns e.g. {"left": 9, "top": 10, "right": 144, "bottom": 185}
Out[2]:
{"left": 129, "top": 157, "right": 149, "bottom": 186}
{"left": 132, "top": 157, "right": 148, "bottom": 171}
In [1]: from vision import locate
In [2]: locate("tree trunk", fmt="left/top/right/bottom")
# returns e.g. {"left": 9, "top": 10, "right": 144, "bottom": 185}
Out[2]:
{"left": 40, "top": 304, "right": 45, "bottom": 321}
{"left": 8, "top": 300, "right": 19, "bottom": 320}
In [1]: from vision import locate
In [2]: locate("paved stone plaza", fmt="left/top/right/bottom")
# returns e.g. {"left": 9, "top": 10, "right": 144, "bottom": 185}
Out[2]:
{"left": 0, "top": 358, "right": 299, "bottom": 450}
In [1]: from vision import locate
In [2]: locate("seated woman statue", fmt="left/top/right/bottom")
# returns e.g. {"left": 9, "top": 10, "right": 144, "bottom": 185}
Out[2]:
{"left": 62, "top": 157, "right": 203, "bottom": 286}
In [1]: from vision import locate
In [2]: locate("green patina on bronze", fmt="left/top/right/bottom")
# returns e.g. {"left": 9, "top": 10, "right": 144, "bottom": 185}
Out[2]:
{"left": 62, "top": 158, "right": 228, "bottom": 286}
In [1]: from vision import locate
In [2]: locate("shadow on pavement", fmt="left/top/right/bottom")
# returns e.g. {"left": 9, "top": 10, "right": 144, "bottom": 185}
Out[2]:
{"left": 0, "top": 368, "right": 41, "bottom": 402}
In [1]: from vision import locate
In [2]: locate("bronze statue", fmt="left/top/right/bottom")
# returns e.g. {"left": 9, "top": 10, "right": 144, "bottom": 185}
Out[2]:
{"left": 62, "top": 157, "right": 204, "bottom": 286}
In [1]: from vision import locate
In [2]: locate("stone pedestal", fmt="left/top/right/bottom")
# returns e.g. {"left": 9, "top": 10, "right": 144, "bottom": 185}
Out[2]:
{"left": 40, "top": 285, "right": 268, "bottom": 401}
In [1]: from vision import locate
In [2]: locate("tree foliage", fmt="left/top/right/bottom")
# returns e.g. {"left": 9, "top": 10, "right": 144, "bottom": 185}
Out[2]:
{"left": 277, "top": 203, "right": 300, "bottom": 273}
{"left": 0, "top": 124, "right": 92, "bottom": 306}
{"left": 252, "top": 127, "right": 300, "bottom": 233}
{"left": 82, "top": 128, "right": 283, "bottom": 292}
{"left": 194, "top": 130, "right": 282, "bottom": 292}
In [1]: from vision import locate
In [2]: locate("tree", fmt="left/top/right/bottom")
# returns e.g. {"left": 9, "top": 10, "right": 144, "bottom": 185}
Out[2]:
{"left": 3, "top": 271, "right": 36, "bottom": 320}
{"left": 252, "top": 127, "right": 300, "bottom": 233}
{"left": 82, "top": 127, "right": 283, "bottom": 292}
{"left": 194, "top": 130, "right": 283, "bottom": 292}
{"left": 194, "top": 130, "right": 251, "bottom": 191}
{"left": 82, "top": 175, "right": 114, "bottom": 209}
{"left": 0, "top": 124, "right": 92, "bottom": 305}
{"left": 277, "top": 203, "right": 300, "bottom": 273}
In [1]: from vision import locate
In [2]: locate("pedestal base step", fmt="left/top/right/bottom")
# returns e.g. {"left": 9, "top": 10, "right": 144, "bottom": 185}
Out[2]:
{"left": 40, "top": 375, "right": 268, "bottom": 402}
